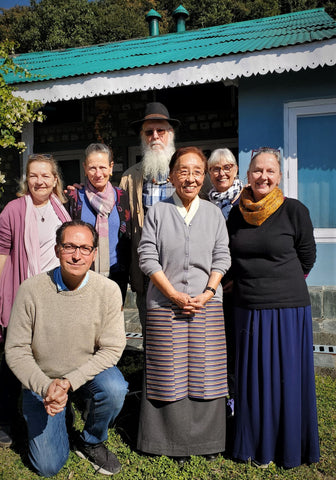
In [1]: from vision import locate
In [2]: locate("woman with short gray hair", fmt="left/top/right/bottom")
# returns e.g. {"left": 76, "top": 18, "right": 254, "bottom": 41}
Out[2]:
{"left": 66, "top": 143, "right": 131, "bottom": 302}
{"left": 208, "top": 148, "right": 243, "bottom": 220}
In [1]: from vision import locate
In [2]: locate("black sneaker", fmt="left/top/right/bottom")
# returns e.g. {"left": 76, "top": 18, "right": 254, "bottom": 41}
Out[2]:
{"left": 0, "top": 426, "right": 12, "bottom": 448}
{"left": 75, "top": 439, "right": 121, "bottom": 475}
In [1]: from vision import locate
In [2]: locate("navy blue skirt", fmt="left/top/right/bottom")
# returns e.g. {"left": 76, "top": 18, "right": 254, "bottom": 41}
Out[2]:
{"left": 233, "top": 306, "right": 320, "bottom": 468}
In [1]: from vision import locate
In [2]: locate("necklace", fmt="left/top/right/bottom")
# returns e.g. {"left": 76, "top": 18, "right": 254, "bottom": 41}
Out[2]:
{"left": 34, "top": 202, "right": 49, "bottom": 222}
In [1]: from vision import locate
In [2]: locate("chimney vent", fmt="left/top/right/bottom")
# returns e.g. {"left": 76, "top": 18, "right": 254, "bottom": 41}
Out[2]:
{"left": 146, "top": 9, "right": 162, "bottom": 36}
{"left": 173, "top": 5, "right": 189, "bottom": 33}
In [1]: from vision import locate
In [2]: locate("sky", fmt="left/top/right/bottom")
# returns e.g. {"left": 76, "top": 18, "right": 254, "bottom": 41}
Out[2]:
{"left": 1, "top": 0, "right": 33, "bottom": 7}
{"left": 0, "top": 0, "right": 94, "bottom": 7}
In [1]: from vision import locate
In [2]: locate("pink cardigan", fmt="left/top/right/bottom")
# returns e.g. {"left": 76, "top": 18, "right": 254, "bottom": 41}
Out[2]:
{"left": 0, "top": 195, "right": 69, "bottom": 340}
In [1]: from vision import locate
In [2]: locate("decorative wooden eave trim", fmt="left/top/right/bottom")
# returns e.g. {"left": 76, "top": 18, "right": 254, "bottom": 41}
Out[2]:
{"left": 13, "top": 39, "right": 336, "bottom": 103}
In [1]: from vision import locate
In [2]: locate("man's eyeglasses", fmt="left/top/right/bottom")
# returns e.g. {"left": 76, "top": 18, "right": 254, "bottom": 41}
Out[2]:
{"left": 211, "top": 165, "right": 235, "bottom": 174}
{"left": 143, "top": 128, "right": 170, "bottom": 137}
{"left": 60, "top": 243, "right": 95, "bottom": 256}
{"left": 251, "top": 147, "right": 280, "bottom": 160}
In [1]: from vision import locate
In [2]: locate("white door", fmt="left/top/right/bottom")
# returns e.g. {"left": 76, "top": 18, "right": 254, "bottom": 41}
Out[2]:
{"left": 284, "top": 98, "right": 336, "bottom": 285}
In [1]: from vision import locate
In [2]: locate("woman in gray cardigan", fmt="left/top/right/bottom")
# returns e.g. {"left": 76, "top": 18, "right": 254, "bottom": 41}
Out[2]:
{"left": 137, "top": 146, "right": 231, "bottom": 462}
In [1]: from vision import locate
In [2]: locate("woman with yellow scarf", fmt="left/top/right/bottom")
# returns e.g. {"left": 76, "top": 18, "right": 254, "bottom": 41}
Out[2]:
{"left": 227, "top": 147, "right": 319, "bottom": 469}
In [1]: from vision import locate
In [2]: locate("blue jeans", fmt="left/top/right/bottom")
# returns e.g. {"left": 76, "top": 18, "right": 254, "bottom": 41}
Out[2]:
{"left": 22, "top": 366, "right": 128, "bottom": 477}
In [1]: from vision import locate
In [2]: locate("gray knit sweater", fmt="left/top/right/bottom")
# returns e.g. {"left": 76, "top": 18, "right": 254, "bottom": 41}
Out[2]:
{"left": 138, "top": 196, "right": 231, "bottom": 309}
{"left": 5, "top": 270, "right": 126, "bottom": 398}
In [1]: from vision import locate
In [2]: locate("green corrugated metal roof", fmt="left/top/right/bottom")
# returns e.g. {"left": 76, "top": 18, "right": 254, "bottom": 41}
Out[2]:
{"left": 5, "top": 8, "right": 336, "bottom": 85}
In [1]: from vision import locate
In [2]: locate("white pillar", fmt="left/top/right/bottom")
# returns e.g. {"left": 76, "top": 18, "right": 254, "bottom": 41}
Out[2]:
{"left": 21, "top": 122, "right": 34, "bottom": 174}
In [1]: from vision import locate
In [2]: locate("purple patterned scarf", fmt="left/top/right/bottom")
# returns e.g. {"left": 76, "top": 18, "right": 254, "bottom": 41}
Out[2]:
{"left": 85, "top": 180, "right": 115, "bottom": 276}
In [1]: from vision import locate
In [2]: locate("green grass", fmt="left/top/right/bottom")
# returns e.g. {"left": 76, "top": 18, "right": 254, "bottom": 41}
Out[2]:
{"left": 0, "top": 350, "right": 335, "bottom": 480}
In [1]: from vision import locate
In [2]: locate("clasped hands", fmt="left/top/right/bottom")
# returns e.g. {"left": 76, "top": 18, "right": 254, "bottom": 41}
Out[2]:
{"left": 170, "top": 290, "right": 213, "bottom": 314}
{"left": 43, "top": 378, "right": 71, "bottom": 417}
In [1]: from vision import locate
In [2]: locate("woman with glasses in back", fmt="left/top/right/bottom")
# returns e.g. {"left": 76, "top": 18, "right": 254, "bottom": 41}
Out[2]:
{"left": 66, "top": 143, "right": 131, "bottom": 303}
{"left": 0, "top": 154, "right": 71, "bottom": 447}
{"left": 208, "top": 148, "right": 244, "bottom": 220}
{"left": 227, "top": 147, "right": 319, "bottom": 468}
{"left": 207, "top": 148, "right": 244, "bottom": 422}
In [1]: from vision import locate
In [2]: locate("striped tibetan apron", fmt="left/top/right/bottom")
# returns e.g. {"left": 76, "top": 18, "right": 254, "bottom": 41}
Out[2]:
{"left": 145, "top": 300, "right": 228, "bottom": 402}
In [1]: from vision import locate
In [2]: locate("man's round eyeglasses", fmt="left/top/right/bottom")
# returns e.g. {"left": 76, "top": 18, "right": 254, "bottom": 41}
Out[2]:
{"left": 143, "top": 128, "right": 169, "bottom": 137}
{"left": 60, "top": 243, "right": 95, "bottom": 256}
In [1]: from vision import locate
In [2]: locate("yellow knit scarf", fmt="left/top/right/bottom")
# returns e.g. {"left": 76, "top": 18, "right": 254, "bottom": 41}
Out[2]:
{"left": 239, "top": 186, "right": 284, "bottom": 226}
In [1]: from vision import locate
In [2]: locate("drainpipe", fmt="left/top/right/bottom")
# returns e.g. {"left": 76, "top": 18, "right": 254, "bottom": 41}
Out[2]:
{"left": 173, "top": 5, "right": 189, "bottom": 33}
{"left": 146, "top": 9, "right": 162, "bottom": 36}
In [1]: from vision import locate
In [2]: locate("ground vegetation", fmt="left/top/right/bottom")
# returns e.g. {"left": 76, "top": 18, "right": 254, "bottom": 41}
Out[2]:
{"left": 0, "top": 349, "right": 335, "bottom": 480}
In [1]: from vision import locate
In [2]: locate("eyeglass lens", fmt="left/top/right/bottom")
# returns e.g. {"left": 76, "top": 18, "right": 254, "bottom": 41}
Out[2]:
{"left": 61, "top": 243, "right": 94, "bottom": 255}
{"left": 212, "top": 165, "right": 234, "bottom": 174}
{"left": 143, "top": 128, "right": 168, "bottom": 137}
{"left": 176, "top": 170, "right": 204, "bottom": 179}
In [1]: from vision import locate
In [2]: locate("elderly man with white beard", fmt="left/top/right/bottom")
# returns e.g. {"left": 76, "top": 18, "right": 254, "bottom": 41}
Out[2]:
{"left": 120, "top": 102, "right": 180, "bottom": 326}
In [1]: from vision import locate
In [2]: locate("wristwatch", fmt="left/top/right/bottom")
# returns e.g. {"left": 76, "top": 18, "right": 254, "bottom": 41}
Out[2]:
{"left": 204, "top": 286, "right": 216, "bottom": 295}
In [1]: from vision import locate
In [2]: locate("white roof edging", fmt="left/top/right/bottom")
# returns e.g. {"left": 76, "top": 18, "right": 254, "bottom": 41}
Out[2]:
{"left": 13, "top": 39, "right": 336, "bottom": 103}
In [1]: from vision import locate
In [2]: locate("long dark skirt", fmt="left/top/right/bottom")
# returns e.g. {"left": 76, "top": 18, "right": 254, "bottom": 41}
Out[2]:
{"left": 137, "top": 302, "right": 228, "bottom": 457}
{"left": 233, "top": 306, "right": 320, "bottom": 468}
{"left": 137, "top": 380, "right": 227, "bottom": 457}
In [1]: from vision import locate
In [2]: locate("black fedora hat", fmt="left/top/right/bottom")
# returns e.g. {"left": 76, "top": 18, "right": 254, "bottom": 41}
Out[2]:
{"left": 130, "top": 102, "right": 181, "bottom": 129}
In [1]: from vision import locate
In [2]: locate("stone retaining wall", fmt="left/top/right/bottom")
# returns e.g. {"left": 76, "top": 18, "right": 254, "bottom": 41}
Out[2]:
{"left": 310, "top": 286, "right": 336, "bottom": 370}
{"left": 124, "top": 287, "right": 336, "bottom": 370}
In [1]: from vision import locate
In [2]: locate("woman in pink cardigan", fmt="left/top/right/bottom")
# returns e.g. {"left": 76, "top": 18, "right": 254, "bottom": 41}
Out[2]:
{"left": 0, "top": 154, "right": 70, "bottom": 447}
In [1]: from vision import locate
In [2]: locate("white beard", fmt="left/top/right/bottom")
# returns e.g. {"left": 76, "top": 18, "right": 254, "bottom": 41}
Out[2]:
{"left": 141, "top": 135, "right": 175, "bottom": 181}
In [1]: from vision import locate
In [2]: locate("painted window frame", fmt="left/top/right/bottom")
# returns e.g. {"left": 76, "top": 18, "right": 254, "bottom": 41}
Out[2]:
{"left": 284, "top": 98, "right": 336, "bottom": 243}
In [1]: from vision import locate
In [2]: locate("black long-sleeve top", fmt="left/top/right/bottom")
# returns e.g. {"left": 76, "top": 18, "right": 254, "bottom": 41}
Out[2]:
{"left": 227, "top": 198, "right": 316, "bottom": 309}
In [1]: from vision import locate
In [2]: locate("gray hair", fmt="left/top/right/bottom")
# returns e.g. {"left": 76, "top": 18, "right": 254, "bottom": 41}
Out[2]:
{"left": 208, "top": 148, "right": 237, "bottom": 169}
{"left": 84, "top": 143, "right": 113, "bottom": 164}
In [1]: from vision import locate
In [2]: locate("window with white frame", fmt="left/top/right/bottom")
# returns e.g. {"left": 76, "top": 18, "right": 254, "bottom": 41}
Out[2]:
{"left": 284, "top": 98, "right": 336, "bottom": 243}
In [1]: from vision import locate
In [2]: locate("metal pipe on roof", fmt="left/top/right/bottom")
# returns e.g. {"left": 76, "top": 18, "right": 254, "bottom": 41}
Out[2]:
{"left": 173, "top": 5, "right": 189, "bottom": 33}
{"left": 146, "top": 9, "right": 162, "bottom": 37}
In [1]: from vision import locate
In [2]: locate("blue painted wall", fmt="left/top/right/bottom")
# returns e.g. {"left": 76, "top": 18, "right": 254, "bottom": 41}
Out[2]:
{"left": 238, "top": 65, "right": 336, "bottom": 286}
{"left": 309, "top": 244, "right": 336, "bottom": 286}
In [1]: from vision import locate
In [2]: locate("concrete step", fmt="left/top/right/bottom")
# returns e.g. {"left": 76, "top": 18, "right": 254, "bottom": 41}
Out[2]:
{"left": 124, "top": 306, "right": 143, "bottom": 350}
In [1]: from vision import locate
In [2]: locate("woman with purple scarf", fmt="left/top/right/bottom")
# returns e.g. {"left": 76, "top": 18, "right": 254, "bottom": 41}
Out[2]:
{"left": 0, "top": 153, "right": 71, "bottom": 447}
{"left": 66, "top": 143, "right": 131, "bottom": 303}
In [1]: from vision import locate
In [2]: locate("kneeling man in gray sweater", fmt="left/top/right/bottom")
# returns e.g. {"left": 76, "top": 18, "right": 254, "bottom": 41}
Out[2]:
{"left": 6, "top": 220, "right": 127, "bottom": 477}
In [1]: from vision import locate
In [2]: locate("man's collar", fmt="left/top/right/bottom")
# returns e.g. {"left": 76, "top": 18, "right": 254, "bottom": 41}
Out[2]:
{"left": 53, "top": 266, "right": 89, "bottom": 291}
